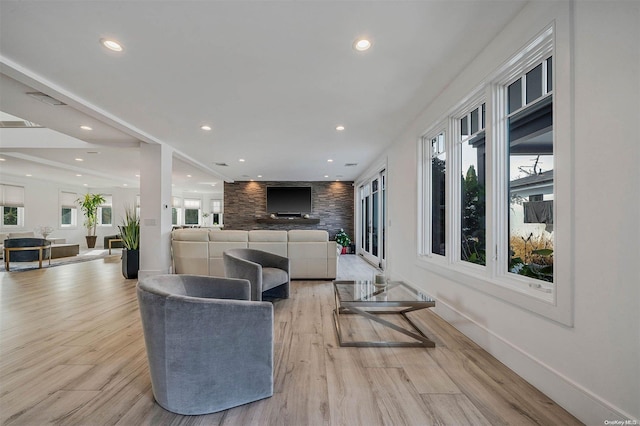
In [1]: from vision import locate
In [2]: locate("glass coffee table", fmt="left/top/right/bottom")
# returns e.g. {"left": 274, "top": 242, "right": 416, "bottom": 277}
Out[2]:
{"left": 333, "top": 280, "right": 436, "bottom": 348}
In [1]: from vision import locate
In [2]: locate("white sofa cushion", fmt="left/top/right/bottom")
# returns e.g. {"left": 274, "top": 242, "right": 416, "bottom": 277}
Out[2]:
{"left": 287, "top": 230, "right": 336, "bottom": 279}
{"left": 209, "top": 230, "right": 249, "bottom": 276}
{"left": 172, "top": 229, "right": 209, "bottom": 275}
{"left": 248, "top": 230, "right": 288, "bottom": 257}
{"left": 287, "top": 229, "right": 328, "bottom": 242}
{"left": 172, "top": 229, "right": 210, "bottom": 242}
{"left": 209, "top": 230, "right": 248, "bottom": 243}
{"left": 8, "top": 231, "right": 35, "bottom": 239}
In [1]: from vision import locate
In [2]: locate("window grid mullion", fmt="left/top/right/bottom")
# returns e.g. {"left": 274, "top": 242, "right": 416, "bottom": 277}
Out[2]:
{"left": 450, "top": 119, "right": 462, "bottom": 265}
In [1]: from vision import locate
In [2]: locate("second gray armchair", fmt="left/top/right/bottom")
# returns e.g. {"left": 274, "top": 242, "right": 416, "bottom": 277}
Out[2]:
{"left": 223, "top": 248, "right": 290, "bottom": 301}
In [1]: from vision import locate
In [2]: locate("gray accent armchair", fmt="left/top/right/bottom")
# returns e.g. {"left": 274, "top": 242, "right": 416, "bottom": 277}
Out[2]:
{"left": 136, "top": 274, "right": 274, "bottom": 415}
{"left": 223, "top": 248, "right": 290, "bottom": 301}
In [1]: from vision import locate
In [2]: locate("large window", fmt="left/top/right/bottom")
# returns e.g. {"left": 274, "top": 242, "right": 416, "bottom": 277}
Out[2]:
{"left": 419, "top": 27, "right": 555, "bottom": 303}
{"left": 183, "top": 198, "right": 201, "bottom": 226}
{"left": 172, "top": 197, "right": 182, "bottom": 226}
{"left": 1, "top": 184, "right": 25, "bottom": 228}
{"left": 507, "top": 56, "right": 554, "bottom": 283}
{"left": 60, "top": 191, "right": 78, "bottom": 228}
{"left": 430, "top": 132, "right": 446, "bottom": 256}
{"left": 97, "top": 195, "right": 113, "bottom": 226}
{"left": 211, "top": 199, "right": 223, "bottom": 225}
{"left": 420, "top": 129, "right": 447, "bottom": 258}
{"left": 459, "top": 103, "right": 486, "bottom": 265}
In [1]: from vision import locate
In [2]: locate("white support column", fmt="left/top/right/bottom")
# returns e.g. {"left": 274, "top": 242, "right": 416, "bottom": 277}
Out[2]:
{"left": 139, "top": 143, "right": 173, "bottom": 279}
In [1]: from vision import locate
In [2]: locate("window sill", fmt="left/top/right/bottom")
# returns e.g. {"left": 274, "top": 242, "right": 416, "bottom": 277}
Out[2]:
{"left": 415, "top": 255, "right": 567, "bottom": 323}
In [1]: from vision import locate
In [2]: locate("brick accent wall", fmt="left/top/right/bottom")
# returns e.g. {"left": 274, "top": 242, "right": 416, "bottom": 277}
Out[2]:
{"left": 223, "top": 181, "right": 354, "bottom": 241}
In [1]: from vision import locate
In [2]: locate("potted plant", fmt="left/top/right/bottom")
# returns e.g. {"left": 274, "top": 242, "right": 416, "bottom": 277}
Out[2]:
{"left": 77, "top": 193, "right": 106, "bottom": 248}
{"left": 335, "top": 229, "right": 351, "bottom": 255}
{"left": 118, "top": 205, "right": 140, "bottom": 279}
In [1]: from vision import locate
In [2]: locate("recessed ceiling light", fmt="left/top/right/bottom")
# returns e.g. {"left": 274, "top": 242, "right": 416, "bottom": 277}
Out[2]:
{"left": 80, "top": 125, "right": 92, "bottom": 131}
{"left": 327, "top": 159, "right": 334, "bottom": 163}
{"left": 336, "top": 125, "right": 345, "bottom": 131}
{"left": 239, "top": 158, "right": 245, "bottom": 162}
{"left": 324, "top": 175, "right": 329, "bottom": 178}
{"left": 123, "top": 184, "right": 128, "bottom": 187}
{"left": 200, "top": 125, "right": 212, "bottom": 131}
{"left": 187, "top": 174, "right": 192, "bottom": 178}
{"left": 83, "top": 183, "right": 88, "bottom": 187}
{"left": 76, "top": 174, "right": 82, "bottom": 177}
{"left": 257, "top": 175, "right": 262, "bottom": 178}
{"left": 100, "top": 38, "right": 123, "bottom": 52}
{"left": 0, "top": 158, "right": 5, "bottom": 161}
{"left": 354, "top": 38, "right": 372, "bottom": 51}
{"left": 135, "top": 174, "right": 140, "bottom": 178}
{"left": 25, "top": 174, "right": 32, "bottom": 177}
{"left": 75, "top": 158, "right": 84, "bottom": 162}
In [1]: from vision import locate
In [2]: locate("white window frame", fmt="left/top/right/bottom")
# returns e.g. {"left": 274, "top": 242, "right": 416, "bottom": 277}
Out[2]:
{"left": 452, "top": 95, "right": 488, "bottom": 271}
{"left": 492, "top": 29, "right": 554, "bottom": 296}
{"left": 0, "top": 184, "right": 25, "bottom": 229}
{"left": 97, "top": 194, "right": 113, "bottom": 226}
{"left": 418, "top": 123, "right": 448, "bottom": 264}
{"left": 210, "top": 199, "right": 223, "bottom": 226}
{"left": 417, "top": 24, "right": 572, "bottom": 325}
{"left": 60, "top": 190, "right": 78, "bottom": 229}
{"left": 172, "top": 196, "right": 182, "bottom": 226}
{"left": 183, "top": 198, "right": 201, "bottom": 226}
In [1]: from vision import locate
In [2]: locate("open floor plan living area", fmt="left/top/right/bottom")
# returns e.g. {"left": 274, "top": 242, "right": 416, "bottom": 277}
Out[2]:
{"left": 1, "top": 1, "right": 638, "bottom": 425}
{"left": 2, "top": 255, "right": 583, "bottom": 425}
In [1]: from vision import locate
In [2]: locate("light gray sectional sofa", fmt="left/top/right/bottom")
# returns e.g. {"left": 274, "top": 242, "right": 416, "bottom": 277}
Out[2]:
{"left": 171, "top": 229, "right": 338, "bottom": 279}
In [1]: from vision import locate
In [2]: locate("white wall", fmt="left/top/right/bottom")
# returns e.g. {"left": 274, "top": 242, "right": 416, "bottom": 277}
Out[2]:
{"left": 367, "top": 1, "right": 639, "bottom": 423}
{"left": 1, "top": 174, "right": 139, "bottom": 248}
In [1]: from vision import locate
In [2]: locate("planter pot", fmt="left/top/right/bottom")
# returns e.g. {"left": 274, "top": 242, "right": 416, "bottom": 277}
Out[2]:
{"left": 122, "top": 249, "right": 139, "bottom": 279}
{"left": 341, "top": 246, "right": 347, "bottom": 255}
{"left": 85, "top": 235, "right": 97, "bottom": 248}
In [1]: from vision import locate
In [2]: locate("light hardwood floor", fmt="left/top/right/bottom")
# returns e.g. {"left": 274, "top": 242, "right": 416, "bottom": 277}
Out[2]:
{"left": 0, "top": 255, "right": 582, "bottom": 425}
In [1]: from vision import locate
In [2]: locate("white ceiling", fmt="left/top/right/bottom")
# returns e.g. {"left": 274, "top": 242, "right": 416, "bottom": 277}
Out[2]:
{"left": 0, "top": 0, "right": 527, "bottom": 191}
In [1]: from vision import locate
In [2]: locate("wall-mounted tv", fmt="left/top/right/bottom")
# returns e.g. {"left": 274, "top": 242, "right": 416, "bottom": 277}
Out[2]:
{"left": 266, "top": 186, "right": 312, "bottom": 216}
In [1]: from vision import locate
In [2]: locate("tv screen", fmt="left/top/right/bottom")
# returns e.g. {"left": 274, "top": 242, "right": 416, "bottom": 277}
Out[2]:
{"left": 267, "top": 187, "right": 312, "bottom": 215}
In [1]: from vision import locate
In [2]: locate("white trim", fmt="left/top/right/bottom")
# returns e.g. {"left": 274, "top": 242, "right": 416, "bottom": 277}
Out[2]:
{"left": 420, "top": 125, "right": 448, "bottom": 259}
{"left": 415, "top": 22, "right": 570, "bottom": 324}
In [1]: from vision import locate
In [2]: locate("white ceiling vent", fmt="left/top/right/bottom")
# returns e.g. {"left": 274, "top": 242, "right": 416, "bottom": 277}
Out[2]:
{"left": 26, "top": 92, "right": 66, "bottom": 106}
{"left": 0, "top": 120, "right": 42, "bottom": 128}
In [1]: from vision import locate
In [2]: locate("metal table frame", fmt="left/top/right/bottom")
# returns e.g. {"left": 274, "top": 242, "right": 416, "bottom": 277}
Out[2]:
{"left": 332, "top": 280, "right": 436, "bottom": 348}
{"left": 4, "top": 245, "right": 51, "bottom": 271}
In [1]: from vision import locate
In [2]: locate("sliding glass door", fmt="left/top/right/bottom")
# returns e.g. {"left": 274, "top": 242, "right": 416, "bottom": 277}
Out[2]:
{"left": 358, "top": 169, "right": 387, "bottom": 269}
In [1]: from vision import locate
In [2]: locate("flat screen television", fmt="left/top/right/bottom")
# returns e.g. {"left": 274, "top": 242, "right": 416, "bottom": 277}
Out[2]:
{"left": 266, "top": 186, "right": 312, "bottom": 216}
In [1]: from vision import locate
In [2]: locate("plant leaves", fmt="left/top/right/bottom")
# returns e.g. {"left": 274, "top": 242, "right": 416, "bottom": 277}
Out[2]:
{"left": 532, "top": 248, "right": 553, "bottom": 256}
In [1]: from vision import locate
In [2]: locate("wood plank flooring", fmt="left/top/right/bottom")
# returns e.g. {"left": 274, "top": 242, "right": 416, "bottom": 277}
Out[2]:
{"left": 0, "top": 254, "right": 582, "bottom": 425}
